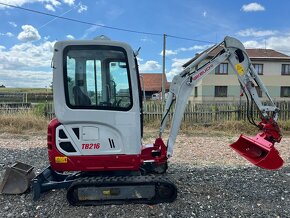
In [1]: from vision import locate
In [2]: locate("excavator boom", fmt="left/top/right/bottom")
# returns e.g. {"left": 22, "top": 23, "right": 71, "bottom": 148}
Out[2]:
{"left": 160, "top": 36, "right": 283, "bottom": 170}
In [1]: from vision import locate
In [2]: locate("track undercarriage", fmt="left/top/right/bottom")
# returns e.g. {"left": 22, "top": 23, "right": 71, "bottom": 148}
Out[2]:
{"left": 32, "top": 165, "right": 177, "bottom": 206}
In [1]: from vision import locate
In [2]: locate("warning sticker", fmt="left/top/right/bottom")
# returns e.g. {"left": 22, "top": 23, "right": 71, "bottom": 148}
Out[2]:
{"left": 235, "top": 63, "right": 244, "bottom": 76}
{"left": 55, "top": 156, "right": 67, "bottom": 163}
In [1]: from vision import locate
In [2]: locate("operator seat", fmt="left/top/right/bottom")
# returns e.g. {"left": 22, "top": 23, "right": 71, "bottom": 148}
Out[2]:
{"left": 72, "top": 86, "right": 91, "bottom": 106}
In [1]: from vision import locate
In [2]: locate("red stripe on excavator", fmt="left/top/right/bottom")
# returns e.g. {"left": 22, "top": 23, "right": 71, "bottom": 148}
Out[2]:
{"left": 49, "top": 153, "right": 142, "bottom": 171}
{"left": 48, "top": 119, "right": 141, "bottom": 171}
{"left": 47, "top": 118, "right": 167, "bottom": 172}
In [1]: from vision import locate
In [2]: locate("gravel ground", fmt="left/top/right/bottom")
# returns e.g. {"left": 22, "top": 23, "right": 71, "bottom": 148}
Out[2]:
{"left": 0, "top": 132, "right": 290, "bottom": 218}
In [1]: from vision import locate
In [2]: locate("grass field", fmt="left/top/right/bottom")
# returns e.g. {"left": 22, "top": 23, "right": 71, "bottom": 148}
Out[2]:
{"left": 0, "top": 88, "right": 53, "bottom": 103}
{"left": 1, "top": 111, "right": 289, "bottom": 137}
{"left": 0, "top": 111, "right": 48, "bottom": 134}
{"left": 0, "top": 87, "right": 52, "bottom": 93}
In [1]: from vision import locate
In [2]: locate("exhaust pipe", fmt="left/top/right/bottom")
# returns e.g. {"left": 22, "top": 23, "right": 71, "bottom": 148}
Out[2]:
{"left": 0, "top": 162, "right": 35, "bottom": 194}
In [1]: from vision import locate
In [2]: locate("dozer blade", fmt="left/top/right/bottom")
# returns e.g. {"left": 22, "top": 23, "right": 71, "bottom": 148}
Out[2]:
{"left": 0, "top": 162, "right": 35, "bottom": 194}
{"left": 230, "top": 133, "right": 283, "bottom": 170}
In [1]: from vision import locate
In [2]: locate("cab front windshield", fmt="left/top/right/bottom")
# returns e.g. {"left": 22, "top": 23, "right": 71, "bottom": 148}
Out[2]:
{"left": 65, "top": 46, "right": 132, "bottom": 110}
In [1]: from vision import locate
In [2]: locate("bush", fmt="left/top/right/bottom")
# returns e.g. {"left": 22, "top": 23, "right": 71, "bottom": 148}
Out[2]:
{"left": 32, "top": 103, "right": 46, "bottom": 117}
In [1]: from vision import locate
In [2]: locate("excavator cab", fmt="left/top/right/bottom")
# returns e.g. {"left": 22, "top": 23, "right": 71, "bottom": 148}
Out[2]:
{"left": 50, "top": 38, "right": 144, "bottom": 172}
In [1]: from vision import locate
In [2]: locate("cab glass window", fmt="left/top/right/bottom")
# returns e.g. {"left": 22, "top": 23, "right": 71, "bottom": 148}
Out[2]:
{"left": 64, "top": 46, "right": 132, "bottom": 111}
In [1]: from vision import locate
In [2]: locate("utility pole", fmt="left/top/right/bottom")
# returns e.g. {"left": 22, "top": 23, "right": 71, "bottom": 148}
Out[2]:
{"left": 162, "top": 33, "right": 166, "bottom": 103}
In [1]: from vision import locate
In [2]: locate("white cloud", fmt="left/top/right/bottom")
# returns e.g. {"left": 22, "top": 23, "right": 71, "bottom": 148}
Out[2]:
{"left": 159, "top": 49, "right": 177, "bottom": 56}
{"left": 81, "top": 25, "right": 102, "bottom": 39}
{"left": 0, "top": 70, "right": 52, "bottom": 88}
{"left": 0, "top": 0, "right": 31, "bottom": 9}
{"left": 140, "top": 37, "right": 155, "bottom": 44}
{"left": 8, "top": 21, "right": 17, "bottom": 27}
{"left": 63, "top": 0, "right": 75, "bottom": 6}
{"left": 177, "top": 45, "right": 211, "bottom": 52}
{"left": 0, "top": 45, "right": 6, "bottom": 51}
{"left": 45, "top": 4, "right": 55, "bottom": 12}
{"left": 141, "top": 38, "right": 151, "bottom": 42}
{"left": 0, "top": 41, "right": 55, "bottom": 70}
{"left": 243, "top": 40, "right": 263, "bottom": 48}
{"left": 241, "top": 3, "right": 265, "bottom": 12}
{"left": 78, "top": 2, "right": 88, "bottom": 13}
{"left": 136, "top": 57, "right": 143, "bottom": 62}
{"left": 0, "top": 40, "right": 55, "bottom": 87}
{"left": 50, "top": 0, "right": 61, "bottom": 7}
{"left": 139, "top": 60, "right": 161, "bottom": 72}
{"left": 0, "top": 0, "right": 69, "bottom": 10}
{"left": 237, "top": 28, "right": 277, "bottom": 37}
{"left": 17, "top": 25, "right": 41, "bottom": 42}
{"left": 158, "top": 45, "right": 211, "bottom": 57}
{"left": 44, "top": 1, "right": 61, "bottom": 11}
{"left": 243, "top": 34, "right": 290, "bottom": 55}
{"left": 202, "top": 11, "right": 207, "bottom": 17}
{"left": 0, "top": 32, "right": 14, "bottom": 37}
{"left": 44, "top": 36, "right": 50, "bottom": 41}
{"left": 66, "top": 34, "right": 75, "bottom": 40}
{"left": 167, "top": 58, "right": 191, "bottom": 81}
{"left": 6, "top": 32, "right": 14, "bottom": 37}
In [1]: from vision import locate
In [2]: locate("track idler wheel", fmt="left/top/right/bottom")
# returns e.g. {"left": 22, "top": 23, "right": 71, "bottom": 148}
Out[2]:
{"left": 156, "top": 183, "right": 177, "bottom": 200}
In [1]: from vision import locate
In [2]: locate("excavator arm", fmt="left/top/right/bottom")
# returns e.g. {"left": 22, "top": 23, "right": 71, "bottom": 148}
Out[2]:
{"left": 159, "top": 36, "right": 283, "bottom": 170}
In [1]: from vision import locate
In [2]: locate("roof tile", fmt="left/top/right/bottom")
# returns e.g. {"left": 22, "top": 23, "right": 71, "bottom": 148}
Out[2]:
{"left": 183, "top": 47, "right": 290, "bottom": 68}
{"left": 140, "top": 73, "right": 170, "bottom": 92}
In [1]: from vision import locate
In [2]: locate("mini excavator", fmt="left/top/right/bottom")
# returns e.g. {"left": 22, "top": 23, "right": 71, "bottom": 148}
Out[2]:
{"left": 0, "top": 36, "right": 284, "bottom": 205}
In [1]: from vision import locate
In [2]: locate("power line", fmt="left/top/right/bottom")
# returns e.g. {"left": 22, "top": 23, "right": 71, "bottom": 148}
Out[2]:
{"left": 167, "top": 34, "right": 215, "bottom": 44}
{"left": 0, "top": 2, "right": 214, "bottom": 44}
{"left": 0, "top": 2, "right": 162, "bottom": 36}
{"left": 38, "top": 6, "right": 75, "bottom": 30}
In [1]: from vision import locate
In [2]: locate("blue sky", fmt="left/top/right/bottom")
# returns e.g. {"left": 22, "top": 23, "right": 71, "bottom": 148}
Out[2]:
{"left": 0, "top": 0, "right": 290, "bottom": 87}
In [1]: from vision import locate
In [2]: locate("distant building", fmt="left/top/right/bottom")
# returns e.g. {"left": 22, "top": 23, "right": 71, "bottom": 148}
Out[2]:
{"left": 139, "top": 73, "right": 170, "bottom": 100}
{"left": 183, "top": 48, "right": 290, "bottom": 102}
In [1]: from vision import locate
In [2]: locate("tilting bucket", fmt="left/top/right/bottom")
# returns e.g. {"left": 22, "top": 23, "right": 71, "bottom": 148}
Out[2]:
{"left": 230, "top": 133, "right": 284, "bottom": 170}
{"left": 0, "top": 162, "right": 35, "bottom": 194}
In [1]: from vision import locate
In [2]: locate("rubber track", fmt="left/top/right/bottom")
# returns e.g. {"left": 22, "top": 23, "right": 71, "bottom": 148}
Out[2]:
{"left": 66, "top": 175, "right": 177, "bottom": 206}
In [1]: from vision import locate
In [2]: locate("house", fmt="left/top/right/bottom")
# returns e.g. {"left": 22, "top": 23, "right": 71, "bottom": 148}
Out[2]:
{"left": 139, "top": 73, "right": 170, "bottom": 100}
{"left": 183, "top": 48, "right": 290, "bottom": 102}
